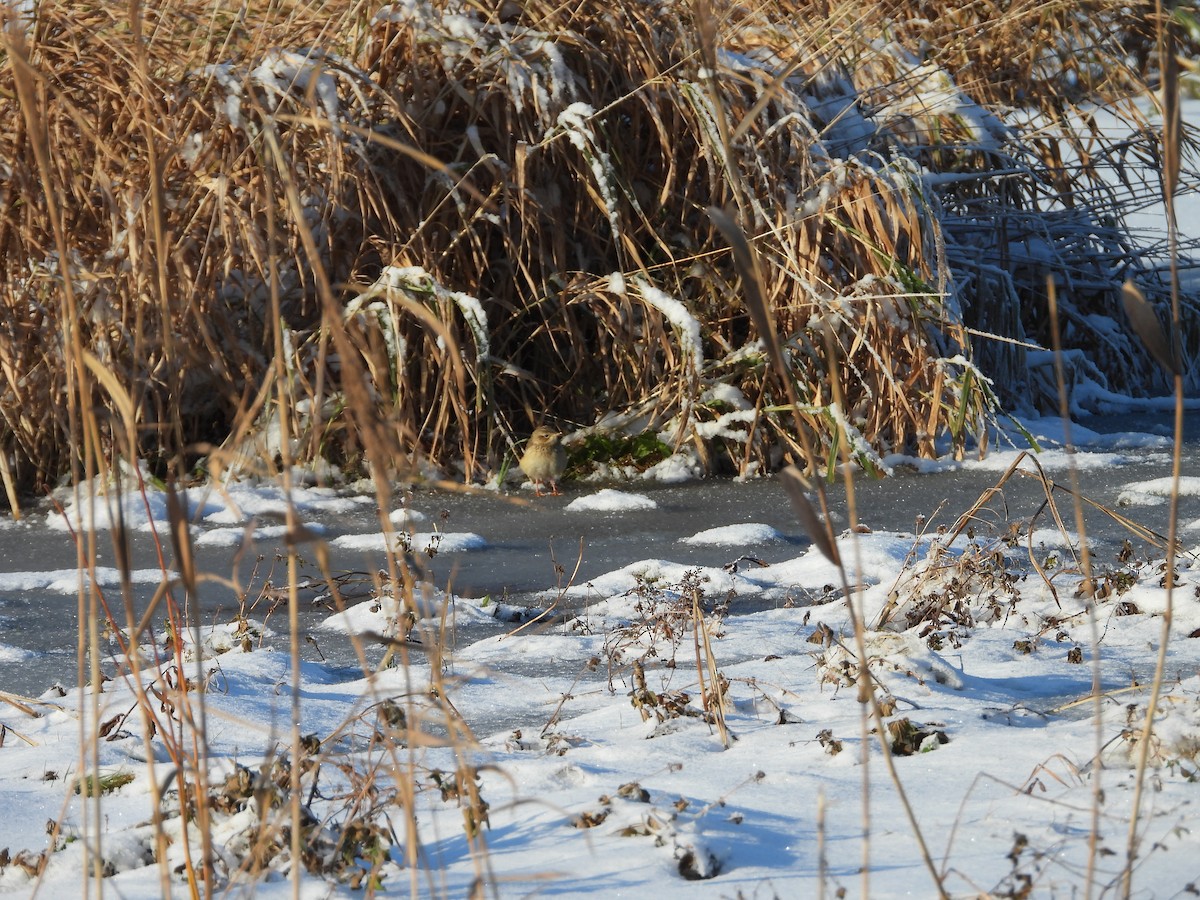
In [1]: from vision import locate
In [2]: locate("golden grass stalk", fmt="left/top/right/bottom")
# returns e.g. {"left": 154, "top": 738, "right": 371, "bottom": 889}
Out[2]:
{"left": 1121, "top": 5, "right": 1186, "bottom": 895}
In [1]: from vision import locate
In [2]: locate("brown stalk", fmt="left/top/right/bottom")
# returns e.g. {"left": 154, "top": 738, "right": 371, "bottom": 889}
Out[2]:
{"left": 690, "top": 584, "right": 729, "bottom": 748}
{"left": 2, "top": 15, "right": 110, "bottom": 891}
{"left": 1121, "top": 6, "right": 1185, "bottom": 896}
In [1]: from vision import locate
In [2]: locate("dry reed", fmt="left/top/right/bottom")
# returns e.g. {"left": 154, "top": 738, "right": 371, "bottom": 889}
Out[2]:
{"left": 0, "top": 2, "right": 1194, "bottom": 893}
{"left": 0, "top": 0, "right": 1192, "bottom": 511}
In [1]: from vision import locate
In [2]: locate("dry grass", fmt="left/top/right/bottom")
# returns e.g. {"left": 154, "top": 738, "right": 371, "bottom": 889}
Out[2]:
{"left": 0, "top": 0, "right": 1192, "bottom": 510}
{"left": 0, "top": 4, "right": 1193, "bottom": 897}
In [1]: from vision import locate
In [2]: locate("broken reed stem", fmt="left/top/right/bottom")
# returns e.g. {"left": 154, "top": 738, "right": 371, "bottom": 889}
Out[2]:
{"left": 691, "top": 584, "right": 729, "bottom": 748}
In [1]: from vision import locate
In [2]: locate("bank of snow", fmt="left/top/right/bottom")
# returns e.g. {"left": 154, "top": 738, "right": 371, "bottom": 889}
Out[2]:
{"left": 4, "top": 464, "right": 1200, "bottom": 898}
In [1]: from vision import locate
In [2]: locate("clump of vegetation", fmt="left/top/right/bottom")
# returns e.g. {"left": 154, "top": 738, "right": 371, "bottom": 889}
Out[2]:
{"left": 573, "top": 569, "right": 731, "bottom": 741}
{"left": 568, "top": 430, "right": 672, "bottom": 474}
{"left": 876, "top": 531, "right": 1028, "bottom": 643}
{"left": 1, "top": 0, "right": 1194, "bottom": 512}
{"left": 886, "top": 717, "right": 949, "bottom": 756}
{"left": 598, "top": 569, "right": 729, "bottom": 667}
{"left": 73, "top": 771, "right": 135, "bottom": 797}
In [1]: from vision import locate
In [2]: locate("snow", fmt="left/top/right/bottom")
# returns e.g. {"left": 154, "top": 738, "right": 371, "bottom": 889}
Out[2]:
{"left": 565, "top": 489, "right": 657, "bottom": 512}
{"left": 692, "top": 408, "right": 757, "bottom": 441}
{"left": 607, "top": 270, "right": 626, "bottom": 296}
{"left": 388, "top": 505, "right": 428, "bottom": 525}
{"left": 557, "top": 103, "right": 622, "bottom": 236}
{"left": 317, "top": 588, "right": 495, "bottom": 635}
{"left": 680, "top": 523, "right": 785, "bottom": 546}
{"left": 0, "top": 644, "right": 38, "bottom": 663}
{"left": 4, "top": 498, "right": 1200, "bottom": 897}
{"left": 202, "top": 48, "right": 345, "bottom": 131}
{"left": 331, "top": 530, "right": 487, "bottom": 553}
{"left": 195, "top": 522, "right": 327, "bottom": 547}
{"left": 0, "top": 567, "right": 166, "bottom": 593}
{"left": 48, "top": 473, "right": 370, "bottom": 533}
{"left": 1117, "top": 475, "right": 1200, "bottom": 507}
{"left": 345, "top": 265, "right": 491, "bottom": 361}
{"left": 641, "top": 451, "right": 705, "bottom": 483}
{"left": 635, "top": 279, "right": 704, "bottom": 384}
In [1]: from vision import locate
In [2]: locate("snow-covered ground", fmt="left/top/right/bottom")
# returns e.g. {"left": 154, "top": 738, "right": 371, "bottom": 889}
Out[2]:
{"left": 1, "top": 437, "right": 1199, "bottom": 899}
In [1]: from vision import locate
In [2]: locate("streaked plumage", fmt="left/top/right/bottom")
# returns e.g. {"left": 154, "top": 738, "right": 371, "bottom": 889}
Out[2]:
{"left": 519, "top": 426, "right": 567, "bottom": 496}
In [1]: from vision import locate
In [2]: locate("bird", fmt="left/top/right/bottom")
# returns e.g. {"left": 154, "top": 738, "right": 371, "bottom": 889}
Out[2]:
{"left": 519, "top": 426, "right": 567, "bottom": 496}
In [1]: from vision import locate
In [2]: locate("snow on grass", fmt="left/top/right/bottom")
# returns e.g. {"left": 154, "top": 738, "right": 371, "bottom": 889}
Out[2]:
{"left": 634, "top": 279, "right": 703, "bottom": 384}
{"left": 641, "top": 450, "right": 704, "bottom": 483}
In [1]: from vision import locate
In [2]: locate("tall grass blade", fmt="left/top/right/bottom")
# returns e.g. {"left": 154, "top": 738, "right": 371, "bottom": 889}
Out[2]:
{"left": 781, "top": 465, "right": 839, "bottom": 566}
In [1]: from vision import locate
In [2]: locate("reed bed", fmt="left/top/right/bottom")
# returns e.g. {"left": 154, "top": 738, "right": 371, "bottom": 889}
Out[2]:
{"left": 0, "top": 3, "right": 1195, "bottom": 898}
{"left": 0, "top": 0, "right": 1194, "bottom": 510}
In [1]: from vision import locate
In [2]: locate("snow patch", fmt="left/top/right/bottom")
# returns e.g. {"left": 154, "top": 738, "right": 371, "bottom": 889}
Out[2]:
{"left": 680, "top": 523, "right": 786, "bottom": 546}
{"left": 566, "top": 489, "right": 657, "bottom": 512}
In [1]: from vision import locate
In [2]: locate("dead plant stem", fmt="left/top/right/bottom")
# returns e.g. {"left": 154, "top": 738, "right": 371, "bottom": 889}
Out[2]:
{"left": 262, "top": 155, "right": 305, "bottom": 900}
{"left": 1122, "top": 8, "right": 1184, "bottom": 894}
{"left": 1045, "top": 274, "right": 1102, "bottom": 898}
{"left": 824, "top": 329, "right": 948, "bottom": 900}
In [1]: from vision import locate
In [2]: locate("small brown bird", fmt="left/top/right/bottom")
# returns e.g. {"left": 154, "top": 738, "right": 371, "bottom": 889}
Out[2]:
{"left": 519, "top": 426, "right": 567, "bottom": 496}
